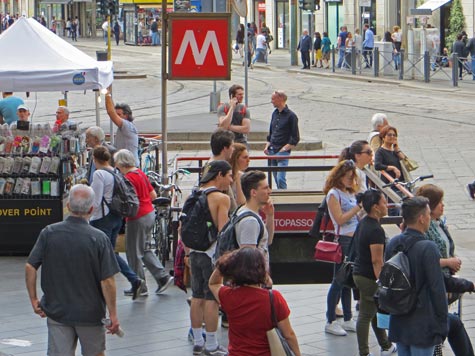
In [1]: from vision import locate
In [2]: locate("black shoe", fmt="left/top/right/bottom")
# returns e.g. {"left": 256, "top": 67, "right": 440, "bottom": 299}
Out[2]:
{"left": 156, "top": 276, "right": 174, "bottom": 294}
{"left": 465, "top": 184, "right": 475, "bottom": 200}
{"left": 301, "top": 66, "right": 306, "bottom": 69}
{"left": 131, "top": 279, "right": 146, "bottom": 300}
{"left": 124, "top": 284, "right": 148, "bottom": 297}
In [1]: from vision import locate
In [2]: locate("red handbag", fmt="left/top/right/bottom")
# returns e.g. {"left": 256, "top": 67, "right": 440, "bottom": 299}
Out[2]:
{"left": 314, "top": 240, "right": 343, "bottom": 263}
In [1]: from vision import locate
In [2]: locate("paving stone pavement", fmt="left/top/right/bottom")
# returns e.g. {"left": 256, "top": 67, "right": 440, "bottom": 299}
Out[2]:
{"left": 1, "top": 37, "right": 474, "bottom": 356}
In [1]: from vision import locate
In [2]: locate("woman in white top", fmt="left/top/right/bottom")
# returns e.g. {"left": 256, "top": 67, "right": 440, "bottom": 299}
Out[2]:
{"left": 391, "top": 26, "right": 402, "bottom": 70}
{"left": 323, "top": 160, "right": 363, "bottom": 336}
{"left": 89, "top": 146, "right": 145, "bottom": 300}
{"left": 339, "top": 140, "right": 373, "bottom": 193}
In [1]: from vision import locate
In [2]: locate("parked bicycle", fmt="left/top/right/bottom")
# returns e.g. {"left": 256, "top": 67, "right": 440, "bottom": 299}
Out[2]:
{"left": 146, "top": 169, "right": 190, "bottom": 264}
{"left": 139, "top": 137, "right": 161, "bottom": 174}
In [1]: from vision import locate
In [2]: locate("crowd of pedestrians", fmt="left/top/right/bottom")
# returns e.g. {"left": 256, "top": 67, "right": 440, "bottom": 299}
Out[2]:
{"left": 22, "top": 78, "right": 475, "bottom": 356}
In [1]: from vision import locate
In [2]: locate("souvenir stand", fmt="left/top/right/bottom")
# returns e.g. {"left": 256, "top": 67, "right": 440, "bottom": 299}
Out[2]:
{"left": 0, "top": 17, "right": 113, "bottom": 254}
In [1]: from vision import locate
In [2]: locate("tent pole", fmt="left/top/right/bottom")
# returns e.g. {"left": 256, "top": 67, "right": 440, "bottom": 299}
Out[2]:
{"left": 95, "top": 91, "right": 100, "bottom": 126}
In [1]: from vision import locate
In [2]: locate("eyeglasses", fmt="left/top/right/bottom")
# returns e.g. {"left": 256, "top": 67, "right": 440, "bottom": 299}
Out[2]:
{"left": 386, "top": 133, "right": 397, "bottom": 137}
{"left": 359, "top": 149, "right": 373, "bottom": 155}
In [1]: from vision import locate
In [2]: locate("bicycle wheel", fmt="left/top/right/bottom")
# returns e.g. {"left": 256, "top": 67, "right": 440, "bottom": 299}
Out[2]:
{"left": 157, "top": 217, "right": 169, "bottom": 265}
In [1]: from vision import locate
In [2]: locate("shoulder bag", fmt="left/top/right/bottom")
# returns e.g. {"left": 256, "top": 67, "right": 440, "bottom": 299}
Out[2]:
{"left": 401, "top": 156, "right": 419, "bottom": 172}
{"left": 266, "top": 290, "right": 296, "bottom": 356}
{"left": 335, "top": 232, "right": 356, "bottom": 288}
{"left": 314, "top": 193, "right": 342, "bottom": 264}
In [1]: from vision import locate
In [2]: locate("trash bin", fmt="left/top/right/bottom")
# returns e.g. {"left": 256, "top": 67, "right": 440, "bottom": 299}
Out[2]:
{"left": 96, "top": 50, "right": 108, "bottom": 61}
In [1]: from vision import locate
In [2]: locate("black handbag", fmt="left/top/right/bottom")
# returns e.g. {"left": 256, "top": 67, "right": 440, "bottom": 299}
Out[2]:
{"left": 334, "top": 232, "right": 356, "bottom": 288}
{"left": 335, "top": 258, "right": 355, "bottom": 288}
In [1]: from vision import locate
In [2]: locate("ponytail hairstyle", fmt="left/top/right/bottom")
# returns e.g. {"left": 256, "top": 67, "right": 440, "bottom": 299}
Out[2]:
{"left": 338, "top": 140, "right": 369, "bottom": 162}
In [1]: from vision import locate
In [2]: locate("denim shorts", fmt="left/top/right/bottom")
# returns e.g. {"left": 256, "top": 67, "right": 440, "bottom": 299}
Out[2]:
{"left": 189, "top": 252, "right": 215, "bottom": 300}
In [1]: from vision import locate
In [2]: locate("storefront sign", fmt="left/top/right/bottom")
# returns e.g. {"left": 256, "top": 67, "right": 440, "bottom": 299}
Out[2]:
{"left": 272, "top": 211, "right": 315, "bottom": 232}
{"left": 168, "top": 13, "right": 231, "bottom": 80}
{"left": 0, "top": 199, "right": 62, "bottom": 222}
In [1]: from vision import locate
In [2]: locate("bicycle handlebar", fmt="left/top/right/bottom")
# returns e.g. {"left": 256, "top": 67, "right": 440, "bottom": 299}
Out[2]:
{"left": 381, "top": 174, "right": 433, "bottom": 189}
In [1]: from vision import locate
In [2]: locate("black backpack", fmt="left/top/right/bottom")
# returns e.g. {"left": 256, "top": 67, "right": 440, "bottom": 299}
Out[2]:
{"left": 376, "top": 238, "right": 422, "bottom": 315}
{"left": 215, "top": 208, "right": 264, "bottom": 260}
{"left": 180, "top": 187, "right": 220, "bottom": 251}
{"left": 101, "top": 168, "right": 140, "bottom": 218}
{"left": 308, "top": 198, "right": 335, "bottom": 240}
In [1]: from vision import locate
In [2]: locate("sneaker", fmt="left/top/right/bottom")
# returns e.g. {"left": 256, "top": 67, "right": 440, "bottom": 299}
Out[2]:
{"left": 204, "top": 345, "right": 228, "bottom": 356}
{"left": 131, "top": 279, "right": 146, "bottom": 300}
{"left": 466, "top": 184, "right": 475, "bottom": 200}
{"left": 156, "top": 276, "right": 174, "bottom": 294}
{"left": 341, "top": 320, "right": 357, "bottom": 332}
{"left": 193, "top": 344, "right": 204, "bottom": 355}
{"left": 381, "top": 343, "right": 397, "bottom": 356}
{"left": 124, "top": 284, "right": 148, "bottom": 297}
{"left": 325, "top": 322, "right": 347, "bottom": 336}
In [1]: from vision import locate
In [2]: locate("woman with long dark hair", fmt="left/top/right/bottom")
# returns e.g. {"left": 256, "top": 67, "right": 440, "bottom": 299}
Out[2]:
{"left": 353, "top": 189, "right": 396, "bottom": 356}
{"left": 339, "top": 140, "right": 373, "bottom": 193}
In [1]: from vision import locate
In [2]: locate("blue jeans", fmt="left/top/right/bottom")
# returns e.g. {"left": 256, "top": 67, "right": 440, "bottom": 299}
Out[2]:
{"left": 397, "top": 343, "right": 434, "bottom": 356}
{"left": 253, "top": 48, "right": 267, "bottom": 64}
{"left": 337, "top": 46, "right": 346, "bottom": 68}
{"left": 90, "top": 213, "right": 140, "bottom": 285}
{"left": 268, "top": 149, "right": 290, "bottom": 189}
{"left": 471, "top": 59, "right": 475, "bottom": 79}
{"left": 326, "top": 235, "right": 353, "bottom": 323}
{"left": 151, "top": 31, "right": 160, "bottom": 46}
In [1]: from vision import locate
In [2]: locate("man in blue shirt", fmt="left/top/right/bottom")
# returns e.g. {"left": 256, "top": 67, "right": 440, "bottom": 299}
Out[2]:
{"left": 0, "top": 92, "right": 24, "bottom": 124}
{"left": 264, "top": 90, "right": 300, "bottom": 189}
{"left": 363, "top": 24, "right": 375, "bottom": 68}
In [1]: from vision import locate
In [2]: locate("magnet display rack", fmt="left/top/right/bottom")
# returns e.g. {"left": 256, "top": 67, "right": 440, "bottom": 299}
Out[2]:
{"left": 0, "top": 122, "right": 87, "bottom": 255}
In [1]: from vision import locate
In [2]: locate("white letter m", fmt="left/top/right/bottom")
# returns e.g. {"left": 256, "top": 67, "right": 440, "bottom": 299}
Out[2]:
{"left": 175, "top": 30, "right": 224, "bottom": 66}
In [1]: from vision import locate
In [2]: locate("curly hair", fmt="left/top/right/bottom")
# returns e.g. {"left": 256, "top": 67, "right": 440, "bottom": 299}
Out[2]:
{"left": 216, "top": 247, "right": 267, "bottom": 286}
{"left": 323, "top": 160, "right": 358, "bottom": 194}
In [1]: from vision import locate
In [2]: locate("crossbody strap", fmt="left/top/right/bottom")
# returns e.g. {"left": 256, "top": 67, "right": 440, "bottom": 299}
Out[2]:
{"left": 268, "top": 290, "right": 278, "bottom": 328}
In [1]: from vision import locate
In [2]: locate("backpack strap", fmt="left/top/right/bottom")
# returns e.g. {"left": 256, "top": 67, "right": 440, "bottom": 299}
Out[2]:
{"left": 233, "top": 208, "right": 265, "bottom": 246}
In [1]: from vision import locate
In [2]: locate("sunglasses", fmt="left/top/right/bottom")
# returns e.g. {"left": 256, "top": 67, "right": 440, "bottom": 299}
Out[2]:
{"left": 359, "top": 149, "right": 373, "bottom": 155}
{"left": 342, "top": 159, "right": 355, "bottom": 169}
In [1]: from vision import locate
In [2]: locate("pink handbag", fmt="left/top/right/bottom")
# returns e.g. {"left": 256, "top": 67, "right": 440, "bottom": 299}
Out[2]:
{"left": 314, "top": 240, "right": 343, "bottom": 264}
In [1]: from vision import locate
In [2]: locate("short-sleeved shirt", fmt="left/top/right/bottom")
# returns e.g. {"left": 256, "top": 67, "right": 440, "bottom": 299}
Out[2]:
{"left": 326, "top": 188, "right": 358, "bottom": 236}
{"left": 235, "top": 207, "right": 269, "bottom": 264}
{"left": 27, "top": 216, "right": 119, "bottom": 326}
{"left": 90, "top": 169, "right": 114, "bottom": 221}
{"left": 219, "top": 286, "right": 290, "bottom": 356}
{"left": 125, "top": 169, "right": 154, "bottom": 220}
{"left": 115, "top": 119, "right": 139, "bottom": 167}
{"left": 353, "top": 216, "right": 386, "bottom": 280}
{"left": 0, "top": 96, "right": 24, "bottom": 124}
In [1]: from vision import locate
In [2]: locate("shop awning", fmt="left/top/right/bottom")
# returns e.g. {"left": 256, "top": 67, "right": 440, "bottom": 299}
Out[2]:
{"left": 411, "top": 0, "right": 451, "bottom": 15}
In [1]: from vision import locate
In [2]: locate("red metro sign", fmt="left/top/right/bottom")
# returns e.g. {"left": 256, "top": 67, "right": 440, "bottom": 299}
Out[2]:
{"left": 168, "top": 13, "right": 231, "bottom": 80}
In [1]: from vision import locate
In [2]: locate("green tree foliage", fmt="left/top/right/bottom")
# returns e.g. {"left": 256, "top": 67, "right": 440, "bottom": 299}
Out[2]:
{"left": 447, "top": 0, "right": 465, "bottom": 52}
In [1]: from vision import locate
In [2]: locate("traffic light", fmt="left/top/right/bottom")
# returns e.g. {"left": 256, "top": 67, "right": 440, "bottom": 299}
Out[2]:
{"left": 107, "top": 0, "right": 118, "bottom": 15}
{"left": 97, "top": 0, "right": 107, "bottom": 15}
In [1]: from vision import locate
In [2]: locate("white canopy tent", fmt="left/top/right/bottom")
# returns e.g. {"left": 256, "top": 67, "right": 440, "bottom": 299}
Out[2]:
{"left": 0, "top": 17, "right": 113, "bottom": 92}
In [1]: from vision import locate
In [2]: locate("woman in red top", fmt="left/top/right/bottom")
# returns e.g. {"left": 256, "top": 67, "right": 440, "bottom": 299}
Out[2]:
{"left": 209, "top": 248, "right": 301, "bottom": 356}
{"left": 114, "top": 149, "right": 173, "bottom": 296}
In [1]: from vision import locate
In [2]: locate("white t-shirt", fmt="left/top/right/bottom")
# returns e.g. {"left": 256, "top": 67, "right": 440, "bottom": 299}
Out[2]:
{"left": 256, "top": 34, "right": 267, "bottom": 49}
{"left": 90, "top": 169, "right": 114, "bottom": 221}
{"left": 326, "top": 188, "right": 358, "bottom": 236}
{"left": 356, "top": 167, "right": 367, "bottom": 193}
{"left": 235, "top": 207, "right": 269, "bottom": 264}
